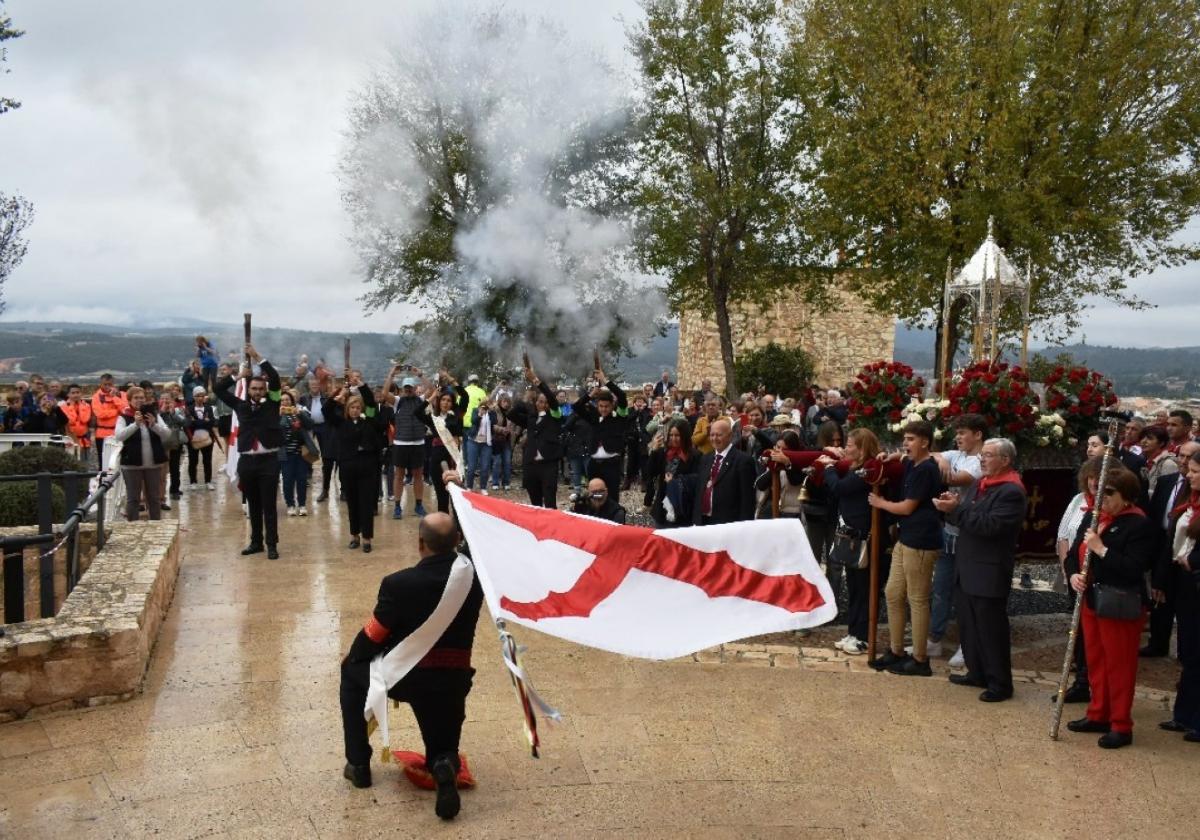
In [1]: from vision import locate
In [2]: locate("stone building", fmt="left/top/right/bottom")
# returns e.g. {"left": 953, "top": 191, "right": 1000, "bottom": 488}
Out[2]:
{"left": 676, "top": 285, "right": 895, "bottom": 394}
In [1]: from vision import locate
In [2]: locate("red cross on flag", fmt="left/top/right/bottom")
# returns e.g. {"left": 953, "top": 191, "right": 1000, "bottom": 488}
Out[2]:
{"left": 448, "top": 485, "right": 837, "bottom": 660}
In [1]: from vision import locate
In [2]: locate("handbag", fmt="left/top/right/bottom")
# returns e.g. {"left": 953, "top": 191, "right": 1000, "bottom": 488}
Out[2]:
{"left": 300, "top": 443, "right": 320, "bottom": 465}
{"left": 1091, "top": 583, "right": 1142, "bottom": 621}
{"left": 829, "top": 530, "right": 869, "bottom": 570}
{"left": 190, "top": 428, "right": 213, "bottom": 449}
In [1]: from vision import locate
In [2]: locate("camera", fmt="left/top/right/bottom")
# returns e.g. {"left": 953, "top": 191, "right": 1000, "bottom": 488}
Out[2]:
{"left": 139, "top": 404, "right": 158, "bottom": 417}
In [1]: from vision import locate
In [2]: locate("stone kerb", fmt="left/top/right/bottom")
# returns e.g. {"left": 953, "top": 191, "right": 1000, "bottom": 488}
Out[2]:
{"left": 0, "top": 520, "right": 180, "bottom": 721}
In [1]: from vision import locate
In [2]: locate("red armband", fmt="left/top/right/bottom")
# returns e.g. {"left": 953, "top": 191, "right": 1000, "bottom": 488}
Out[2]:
{"left": 363, "top": 615, "right": 390, "bottom": 644}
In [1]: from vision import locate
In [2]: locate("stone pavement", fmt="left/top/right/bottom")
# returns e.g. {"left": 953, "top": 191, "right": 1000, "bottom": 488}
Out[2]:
{"left": 0, "top": 473, "right": 1195, "bottom": 839}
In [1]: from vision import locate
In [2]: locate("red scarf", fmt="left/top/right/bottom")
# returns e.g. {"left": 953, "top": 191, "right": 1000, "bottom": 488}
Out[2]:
{"left": 1171, "top": 489, "right": 1200, "bottom": 522}
{"left": 666, "top": 447, "right": 688, "bottom": 464}
{"left": 977, "top": 469, "right": 1025, "bottom": 495}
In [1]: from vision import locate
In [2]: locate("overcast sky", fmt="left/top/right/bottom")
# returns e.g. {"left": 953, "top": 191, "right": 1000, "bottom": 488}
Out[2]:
{"left": 1, "top": 0, "right": 1197, "bottom": 346}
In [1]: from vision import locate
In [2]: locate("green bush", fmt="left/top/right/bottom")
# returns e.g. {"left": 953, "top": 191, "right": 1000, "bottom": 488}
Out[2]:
{"left": 0, "top": 446, "right": 87, "bottom": 477}
{"left": 0, "top": 481, "right": 66, "bottom": 527}
{"left": 733, "top": 342, "right": 816, "bottom": 399}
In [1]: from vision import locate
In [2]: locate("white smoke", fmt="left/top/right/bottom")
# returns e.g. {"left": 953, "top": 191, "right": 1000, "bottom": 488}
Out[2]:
{"left": 344, "top": 2, "right": 666, "bottom": 376}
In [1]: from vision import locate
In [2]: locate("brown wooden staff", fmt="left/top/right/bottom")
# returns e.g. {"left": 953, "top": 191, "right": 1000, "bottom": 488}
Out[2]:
{"left": 593, "top": 349, "right": 602, "bottom": 378}
{"left": 343, "top": 337, "right": 352, "bottom": 377}
{"left": 770, "top": 462, "right": 781, "bottom": 519}
{"left": 242, "top": 313, "right": 252, "bottom": 376}
{"left": 867, "top": 479, "right": 883, "bottom": 661}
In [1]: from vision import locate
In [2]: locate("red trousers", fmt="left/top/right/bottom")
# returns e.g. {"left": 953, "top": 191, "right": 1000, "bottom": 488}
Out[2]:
{"left": 1081, "top": 602, "right": 1144, "bottom": 733}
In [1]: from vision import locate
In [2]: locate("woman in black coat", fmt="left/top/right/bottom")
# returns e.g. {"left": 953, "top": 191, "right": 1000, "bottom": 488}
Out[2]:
{"left": 643, "top": 418, "right": 699, "bottom": 527}
{"left": 1161, "top": 450, "right": 1200, "bottom": 742}
{"left": 415, "top": 381, "right": 468, "bottom": 513}
{"left": 1066, "top": 465, "right": 1157, "bottom": 748}
{"left": 328, "top": 379, "right": 383, "bottom": 552}
{"left": 819, "top": 427, "right": 882, "bottom": 656}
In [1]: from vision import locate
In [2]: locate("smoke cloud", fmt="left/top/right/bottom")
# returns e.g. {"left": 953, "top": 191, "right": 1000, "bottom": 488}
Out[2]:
{"left": 343, "top": 1, "right": 665, "bottom": 379}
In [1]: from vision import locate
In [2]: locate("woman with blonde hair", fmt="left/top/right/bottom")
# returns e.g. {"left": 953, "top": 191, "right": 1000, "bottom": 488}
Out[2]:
{"left": 113, "top": 385, "right": 171, "bottom": 521}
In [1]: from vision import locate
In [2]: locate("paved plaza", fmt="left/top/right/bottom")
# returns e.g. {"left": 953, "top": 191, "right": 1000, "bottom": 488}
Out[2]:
{"left": 0, "top": 476, "right": 1195, "bottom": 839}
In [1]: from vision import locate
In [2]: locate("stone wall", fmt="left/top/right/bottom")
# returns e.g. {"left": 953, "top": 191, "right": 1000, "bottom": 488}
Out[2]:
{"left": 0, "top": 520, "right": 180, "bottom": 721}
{"left": 677, "top": 286, "right": 896, "bottom": 394}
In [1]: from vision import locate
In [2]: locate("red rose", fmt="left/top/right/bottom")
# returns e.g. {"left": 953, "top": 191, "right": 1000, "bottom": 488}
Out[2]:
{"left": 862, "top": 405, "right": 876, "bottom": 416}
{"left": 977, "top": 387, "right": 990, "bottom": 400}
{"left": 888, "top": 410, "right": 902, "bottom": 421}
{"left": 967, "top": 402, "right": 980, "bottom": 413}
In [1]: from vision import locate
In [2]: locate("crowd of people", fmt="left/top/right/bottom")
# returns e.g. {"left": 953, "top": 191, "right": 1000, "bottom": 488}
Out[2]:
{"left": 3, "top": 345, "right": 1199, "bottom": 759}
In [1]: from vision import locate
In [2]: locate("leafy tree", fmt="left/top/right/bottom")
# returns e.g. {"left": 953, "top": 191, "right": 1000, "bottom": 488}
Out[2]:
{"left": 340, "top": 5, "right": 652, "bottom": 374}
{"left": 733, "top": 341, "right": 815, "bottom": 399}
{"left": 0, "top": 4, "right": 28, "bottom": 313}
{"left": 791, "top": 0, "right": 1200, "bottom": 374}
{"left": 0, "top": 0, "right": 21, "bottom": 116}
{"left": 629, "top": 0, "right": 816, "bottom": 397}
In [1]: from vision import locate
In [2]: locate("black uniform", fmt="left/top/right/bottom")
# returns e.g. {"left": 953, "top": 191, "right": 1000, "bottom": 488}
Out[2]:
{"left": 328, "top": 385, "right": 383, "bottom": 541}
{"left": 415, "top": 387, "right": 470, "bottom": 513}
{"left": 216, "top": 361, "right": 283, "bottom": 550}
{"left": 509, "top": 381, "right": 563, "bottom": 508}
{"left": 572, "top": 380, "right": 631, "bottom": 499}
{"left": 1147, "top": 471, "right": 1187, "bottom": 655}
{"left": 573, "top": 495, "right": 627, "bottom": 524}
{"left": 340, "top": 550, "right": 485, "bottom": 769}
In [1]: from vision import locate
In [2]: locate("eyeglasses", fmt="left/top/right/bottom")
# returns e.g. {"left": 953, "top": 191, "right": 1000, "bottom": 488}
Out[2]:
{"left": 1102, "top": 487, "right": 1118, "bottom": 496}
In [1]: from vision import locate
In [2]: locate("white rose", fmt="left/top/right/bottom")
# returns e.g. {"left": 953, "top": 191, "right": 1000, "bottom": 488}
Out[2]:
{"left": 1067, "top": 437, "right": 1078, "bottom": 446}
{"left": 1038, "top": 436, "right": 1050, "bottom": 446}
{"left": 1051, "top": 425, "right": 1063, "bottom": 437}
{"left": 934, "top": 428, "right": 945, "bottom": 440}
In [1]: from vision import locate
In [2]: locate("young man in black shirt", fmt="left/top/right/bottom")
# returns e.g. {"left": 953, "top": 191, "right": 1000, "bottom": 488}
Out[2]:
{"left": 572, "top": 365, "right": 631, "bottom": 499}
{"left": 867, "top": 420, "right": 944, "bottom": 676}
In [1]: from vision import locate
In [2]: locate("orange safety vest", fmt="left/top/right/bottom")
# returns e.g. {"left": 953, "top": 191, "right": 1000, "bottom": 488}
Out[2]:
{"left": 60, "top": 400, "right": 93, "bottom": 447}
{"left": 91, "top": 389, "right": 128, "bottom": 440}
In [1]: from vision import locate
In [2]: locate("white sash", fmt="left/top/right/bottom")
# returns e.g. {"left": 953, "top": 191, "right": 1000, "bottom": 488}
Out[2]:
{"left": 364, "top": 555, "right": 475, "bottom": 757}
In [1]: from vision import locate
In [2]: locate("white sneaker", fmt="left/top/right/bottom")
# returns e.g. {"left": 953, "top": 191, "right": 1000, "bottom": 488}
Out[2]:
{"left": 206, "top": 482, "right": 215, "bottom": 491}
{"left": 287, "top": 506, "right": 296, "bottom": 517}
{"left": 832, "top": 635, "right": 852, "bottom": 653}
{"left": 297, "top": 506, "right": 307, "bottom": 517}
{"left": 904, "top": 639, "right": 943, "bottom": 658}
{"left": 837, "top": 636, "right": 867, "bottom": 656}
{"left": 948, "top": 646, "right": 965, "bottom": 668}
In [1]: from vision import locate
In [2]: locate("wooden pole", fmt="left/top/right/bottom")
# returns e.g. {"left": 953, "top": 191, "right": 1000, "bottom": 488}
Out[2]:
{"left": 770, "top": 464, "right": 781, "bottom": 519}
{"left": 343, "top": 338, "right": 352, "bottom": 377}
{"left": 867, "top": 481, "right": 882, "bottom": 661}
{"left": 242, "top": 313, "right": 252, "bottom": 376}
{"left": 1020, "top": 257, "right": 1032, "bottom": 368}
{"left": 939, "top": 256, "right": 953, "bottom": 399}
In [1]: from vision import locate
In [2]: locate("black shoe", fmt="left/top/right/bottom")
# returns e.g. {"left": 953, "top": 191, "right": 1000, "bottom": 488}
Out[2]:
{"left": 1051, "top": 683, "right": 1091, "bottom": 704}
{"left": 170, "top": 491, "right": 183, "bottom": 499}
{"left": 316, "top": 492, "right": 329, "bottom": 502}
{"left": 348, "top": 537, "right": 360, "bottom": 549}
{"left": 1159, "top": 719, "right": 1188, "bottom": 732}
{"left": 241, "top": 543, "right": 264, "bottom": 556}
{"left": 160, "top": 502, "right": 171, "bottom": 511}
{"left": 1184, "top": 731, "right": 1200, "bottom": 743}
{"left": 342, "top": 762, "right": 372, "bottom": 788}
{"left": 267, "top": 546, "right": 279, "bottom": 560}
{"left": 1098, "top": 731, "right": 1133, "bottom": 749}
{"left": 1139, "top": 645, "right": 1168, "bottom": 658}
{"left": 1067, "top": 717, "right": 1110, "bottom": 733}
{"left": 949, "top": 673, "right": 987, "bottom": 687}
{"left": 888, "top": 656, "right": 932, "bottom": 677}
{"left": 979, "top": 689, "right": 1013, "bottom": 703}
{"left": 362, "top": 542, "right": 372, "bottom": 554}
{"left": 431, "top": 756, "right": 460, "bottom": 820}
{"left": 869, "top": 650, "right": 905, "bottom": 671}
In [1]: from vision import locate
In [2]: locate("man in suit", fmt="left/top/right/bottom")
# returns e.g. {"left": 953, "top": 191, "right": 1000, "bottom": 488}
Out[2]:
{"left": 339, "top": 511, "right": 484, "bottom": 820}
{"left": 653, "top": 369, "right": 675, "bottom": 398}
{"left": 692, "top": 418, "right": 756, "bottom": 525}
{"left": 215, "top": 343, "right": 283, "bottom": 559}
{"left": 934, "top": 438, "right": 1027, "bottom": 702}
{"left": 1144, "top": 439, "right": 1200, "bottom": 657}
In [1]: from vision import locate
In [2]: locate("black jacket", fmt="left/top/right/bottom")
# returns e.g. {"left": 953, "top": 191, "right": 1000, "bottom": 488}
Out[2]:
{"left": 574, "top": 497, "right": 627, "bottom": 524}
{"left": 1148, "top": 472, "right": 1187, "bottom": 589}
{"left": 692, "top": 446, "right": 757, "bottom": 525}
{"left": 327, "top": 385, "right": 383, "bottom": 463}
{"left": 509, "top": 381, "right": 563, "bottom": 462}
{"left": 346, "top": 551, "right": 484, "bottom": 665}
{"left": 947, "top": 480, "right": 1027, "bottom": 599}
{"left": 643, "top": 446, "right": 700, "bottom": 524}
{"left": 416, "top": 387, "right": 469, "bottom": 446}
{"left": 1069, "top": 509, "right": 1157, "bottom": 604}
{"left": 572, "top": 380, "right": 631, "bottom": 457}
{"left": 823, "top": 464, "right": 872, "bottom": 535}
{"left": 215, "top": 360, "right": 283, "bottom": 453}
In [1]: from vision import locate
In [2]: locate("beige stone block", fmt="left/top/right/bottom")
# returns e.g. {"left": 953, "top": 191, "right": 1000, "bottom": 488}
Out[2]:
{"left": 0, "top": 719, "right": 49, "bottom": 758}
{"left": 771, "top": 654, "right": 802, "bottom": 668}
{"left": 802, "top": 659, "right": 849, "bottom": 673}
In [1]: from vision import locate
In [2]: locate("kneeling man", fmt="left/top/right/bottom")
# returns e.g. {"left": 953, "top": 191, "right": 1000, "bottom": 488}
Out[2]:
{"left": 339, "top": 511, "right": 483, "bottom": 820}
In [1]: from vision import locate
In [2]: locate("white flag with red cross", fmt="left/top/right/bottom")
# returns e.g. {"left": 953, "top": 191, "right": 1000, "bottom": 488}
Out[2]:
{"left": 222, "top": 377, "right": 245, "bottom": 488}
{"left": 447, "top": 485, "right": 837, "bottom": 660}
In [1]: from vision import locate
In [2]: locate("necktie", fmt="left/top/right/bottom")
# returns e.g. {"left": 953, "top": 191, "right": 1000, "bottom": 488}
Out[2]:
{"left": 702, "top": 452, "right": 724, "bottom": 517}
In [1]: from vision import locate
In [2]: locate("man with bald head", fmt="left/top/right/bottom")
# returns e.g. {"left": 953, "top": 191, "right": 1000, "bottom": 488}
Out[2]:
{"left": 692, "top": 417, "right": 757, "bottom": 525}
{"left": 573, "top": 477, "right": 627, "bottom": 523}
{"left": 339, "top": 510, "right": 484, "bottom": 820}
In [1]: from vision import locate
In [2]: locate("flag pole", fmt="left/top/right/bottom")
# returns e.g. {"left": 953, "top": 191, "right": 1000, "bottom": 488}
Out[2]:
{"left": 242, "top": 313, "right": 252, "bottom": 376}
{"left": 867, "top": 479, "right": 882, "bottom": 662}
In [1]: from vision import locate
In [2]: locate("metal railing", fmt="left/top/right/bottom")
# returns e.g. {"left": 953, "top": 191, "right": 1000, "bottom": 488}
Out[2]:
{"left": 0, "top": 433, "right": 83, "bottom": 460}
{"left": 0, "top": 469, "right": 118, "bottom": 626}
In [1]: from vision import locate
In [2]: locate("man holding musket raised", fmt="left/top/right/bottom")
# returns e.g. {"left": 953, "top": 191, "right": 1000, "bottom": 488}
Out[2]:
{"left": 933, "top": 438, "right": 1027, "bottom": 702}
{"left": 572, "top": 362, "right": 631, "bottom": 500}
{"left": 216, "top": 343, "right": 283, "bottom": 559}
